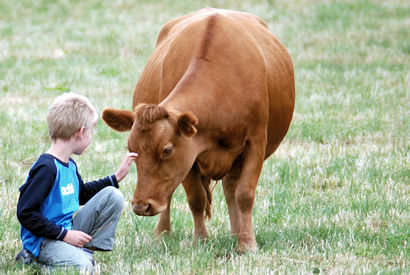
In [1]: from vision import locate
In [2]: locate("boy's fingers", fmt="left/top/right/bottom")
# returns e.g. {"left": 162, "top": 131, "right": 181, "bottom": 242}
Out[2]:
{"left": 80, "top": 238, "right": 91, "bottom": 246}
{"left": 79, "top": 231, "right": 92, "bottom": 241}
{"left": 125, "top": 153, "right": 138, "bottom": 164}
{"left": 127, "top": 152, "right": 139, "bottom": 158}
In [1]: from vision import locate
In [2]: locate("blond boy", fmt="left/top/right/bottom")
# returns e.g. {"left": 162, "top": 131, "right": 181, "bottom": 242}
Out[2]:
{"left": 16, "top": 93, "right": 138, "bottom": 271}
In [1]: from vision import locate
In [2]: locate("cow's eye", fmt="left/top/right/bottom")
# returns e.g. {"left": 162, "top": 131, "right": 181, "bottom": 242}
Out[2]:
{"left": 161, "top": 145, "right": 173, "bottom": 158}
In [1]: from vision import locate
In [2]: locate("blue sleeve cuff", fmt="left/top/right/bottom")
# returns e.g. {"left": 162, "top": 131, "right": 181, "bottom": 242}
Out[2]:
{"left": 109, "top": 175, "right": 119, "bottom": 188}
{"left": 56, "top": 227, "right": 67, "bottom": 240}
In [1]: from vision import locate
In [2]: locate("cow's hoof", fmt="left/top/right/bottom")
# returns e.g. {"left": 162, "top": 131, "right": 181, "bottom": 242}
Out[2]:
{"left": 193, "top": 229, "right": 208, "bottom": 240}
{"left": 193, "top": 233, "right": 208, "bottom": 245}
{"left": 237, "top": 242, "right": 257, "bottom": 254}
{"left": 154, "top": 228, "right": 171, "bottom": 237}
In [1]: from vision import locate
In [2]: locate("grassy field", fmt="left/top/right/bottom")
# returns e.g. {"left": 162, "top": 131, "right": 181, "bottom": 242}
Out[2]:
{"left": 0, "top": 0, "right": 408, "bottom": 274}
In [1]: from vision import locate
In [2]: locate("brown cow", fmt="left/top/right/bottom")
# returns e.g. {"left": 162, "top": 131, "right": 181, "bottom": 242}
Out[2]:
{"left": 102, "top": 8, "right": 295, "bottom": 252}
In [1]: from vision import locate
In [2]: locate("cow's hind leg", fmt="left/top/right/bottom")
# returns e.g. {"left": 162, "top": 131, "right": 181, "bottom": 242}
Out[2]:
{"left": 182, "top": 163, "right": 211, "bottom": 240}
{"left": 154, "top": 198, "right": 171, "bottom": 236}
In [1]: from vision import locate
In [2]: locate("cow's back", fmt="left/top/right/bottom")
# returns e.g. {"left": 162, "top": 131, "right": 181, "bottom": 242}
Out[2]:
{"left": 132, "top": 9, "right": 212, "bottom": 107}
{"left": 132, "top": 8, "right": 295, "bottom": 159}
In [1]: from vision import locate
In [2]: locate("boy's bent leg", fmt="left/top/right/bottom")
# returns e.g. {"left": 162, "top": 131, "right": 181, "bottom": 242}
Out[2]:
{"left": 73, "top": 186, "right": 124, "bottom": 251}
{"left": 38, "top": 239, "right": 94, "bottom": 271}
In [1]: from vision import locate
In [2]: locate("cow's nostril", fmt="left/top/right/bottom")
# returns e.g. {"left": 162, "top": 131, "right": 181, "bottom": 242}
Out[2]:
{"left": 145, "top": 203, "right": 151, "bottom": 213}
{"left": 132, "top": 202, "right": 151, "bottom": 216}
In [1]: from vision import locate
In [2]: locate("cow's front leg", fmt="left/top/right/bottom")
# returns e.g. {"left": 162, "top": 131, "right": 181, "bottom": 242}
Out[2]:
{"left": 182, "top": 164, "right": 211, "bottom": 240}
{"left": 226, "top": 138, "right": 266, "bottom": 253}
{"left": 222, "top": 164, "right": 241, "bottom": 236}
{"left": 154, "top": 198, "right": 171, "bottom": 236}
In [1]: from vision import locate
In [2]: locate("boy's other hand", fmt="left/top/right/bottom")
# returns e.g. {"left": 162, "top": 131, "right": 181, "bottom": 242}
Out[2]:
{"left": 115, "top": 152, "right": 139, "bottom": 182}
{"left": 63, "top": 230, "right": 92, "bottom": 247}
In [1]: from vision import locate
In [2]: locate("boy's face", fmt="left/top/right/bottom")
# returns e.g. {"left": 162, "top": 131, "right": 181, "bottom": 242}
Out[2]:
{"left": 73, "top": 123, "right": 96, "bottom": 155}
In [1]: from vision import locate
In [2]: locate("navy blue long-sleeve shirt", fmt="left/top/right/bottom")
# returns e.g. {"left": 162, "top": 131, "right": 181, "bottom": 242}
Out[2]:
{"left": 17, "top": 153, "right": 118, "bottom": 254}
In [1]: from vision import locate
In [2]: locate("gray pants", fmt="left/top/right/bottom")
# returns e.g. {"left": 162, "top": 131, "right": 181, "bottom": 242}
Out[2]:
{"left": 38, "top": 186, "right": 124, "bottom": 271}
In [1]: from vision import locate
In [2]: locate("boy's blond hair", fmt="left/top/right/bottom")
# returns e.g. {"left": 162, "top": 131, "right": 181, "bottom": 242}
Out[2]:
{"left": 47, "top": 93, "right": 98, "bottom": 140}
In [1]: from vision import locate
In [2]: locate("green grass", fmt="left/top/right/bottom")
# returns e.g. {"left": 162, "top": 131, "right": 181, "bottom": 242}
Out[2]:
{"left": 1, "top": 0, "right": 408, "bottom": 274}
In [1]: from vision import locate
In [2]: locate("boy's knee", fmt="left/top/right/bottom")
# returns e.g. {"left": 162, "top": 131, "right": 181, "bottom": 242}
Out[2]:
{"left": 104, "top": 186, "right": 124, "bottom": 208}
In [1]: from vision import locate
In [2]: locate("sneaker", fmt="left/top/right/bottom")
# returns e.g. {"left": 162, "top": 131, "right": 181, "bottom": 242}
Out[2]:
{"left": 15, "top": 249, "right": 34, "bottom": 264}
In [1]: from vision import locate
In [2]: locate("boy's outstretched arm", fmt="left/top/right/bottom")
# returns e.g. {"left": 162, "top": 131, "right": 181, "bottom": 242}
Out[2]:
{"left": 65, "top": 152, "right": 137, "bottom": 247}
{"left": 114, "top": 152, "right": 139, "bottom": 182}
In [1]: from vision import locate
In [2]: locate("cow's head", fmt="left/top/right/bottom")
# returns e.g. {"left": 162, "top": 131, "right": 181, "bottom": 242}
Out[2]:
{"left": 102, "top": 104, "right": 198, "bottom": 216}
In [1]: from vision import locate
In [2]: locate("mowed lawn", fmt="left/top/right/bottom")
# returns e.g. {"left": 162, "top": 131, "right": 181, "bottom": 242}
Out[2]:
{"left": 0, "top": 0, "right": 408, "bottom": 274}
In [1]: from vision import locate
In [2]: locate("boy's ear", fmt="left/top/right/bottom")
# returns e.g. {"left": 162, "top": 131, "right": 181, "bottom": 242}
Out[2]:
{"left": 74, "top": 126, "right": 85, "bottom": 139}
{"left": 102, "top": 108, "right": 135, "bottom": 132}
{"left": 177, "top": 112, "right": 198, "bottom": 137}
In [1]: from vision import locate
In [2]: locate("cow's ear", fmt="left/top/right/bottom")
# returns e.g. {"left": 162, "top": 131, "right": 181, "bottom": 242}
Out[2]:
{"left": 102, "top": 108, "right": 135, "bottom": 132}
{"left": 177, "top": 112, "right": 198, "bottom": 137}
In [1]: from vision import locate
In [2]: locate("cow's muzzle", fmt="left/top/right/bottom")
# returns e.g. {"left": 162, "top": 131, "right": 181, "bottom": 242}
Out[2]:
{"left": 132, "top": 202, "right": 154, "bottom": 216}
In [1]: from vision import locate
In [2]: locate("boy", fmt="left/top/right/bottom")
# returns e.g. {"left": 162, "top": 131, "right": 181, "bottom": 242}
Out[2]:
{"left": 16, "top": 92, "right": 138, "bottom": 271}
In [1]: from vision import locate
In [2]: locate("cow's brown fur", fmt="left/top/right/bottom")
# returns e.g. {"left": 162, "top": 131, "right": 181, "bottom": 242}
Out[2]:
{"left": 134, "top": 104, "right": 169, "bottom": 131}
{"left": 102, "top": 8, "right": 295, "bottom": 252}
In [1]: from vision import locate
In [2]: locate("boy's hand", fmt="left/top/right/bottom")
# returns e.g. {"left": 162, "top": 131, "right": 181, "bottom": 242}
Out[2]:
{"left": 63, "top": 230, "right": 92, "bottom": 247}
{"left": 115, "top": 152, "right": 139, "bottom": 182}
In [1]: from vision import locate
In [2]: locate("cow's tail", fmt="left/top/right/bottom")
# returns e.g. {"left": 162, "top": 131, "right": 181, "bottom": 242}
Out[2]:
{"left": 200, "top": 175, "right": 213, "bottom": 219}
